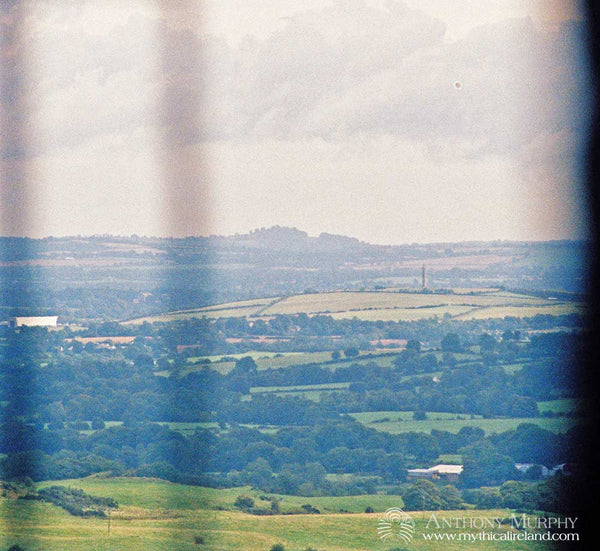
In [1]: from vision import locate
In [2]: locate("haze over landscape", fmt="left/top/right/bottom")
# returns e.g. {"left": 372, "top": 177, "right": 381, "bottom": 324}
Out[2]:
{"left": 0, "top": 3, "right": 597, "bottom": 548}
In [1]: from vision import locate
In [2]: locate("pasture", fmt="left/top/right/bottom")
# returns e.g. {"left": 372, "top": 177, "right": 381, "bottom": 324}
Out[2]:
{"left": 123, "top": 289, "right": 584, "bottom": 324}
{"left": 349, "top": 411, "right": 581, "bottom": 435}
{"left": 1, "top": 478, "right": 557, "bottom": 551}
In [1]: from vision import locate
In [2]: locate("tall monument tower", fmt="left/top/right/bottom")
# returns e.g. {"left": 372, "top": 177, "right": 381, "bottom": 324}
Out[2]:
{"left": 422, "top": 264, "right": 427, "bottom": 289}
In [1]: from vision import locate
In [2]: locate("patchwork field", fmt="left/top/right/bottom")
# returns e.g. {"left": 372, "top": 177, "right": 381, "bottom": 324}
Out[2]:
{"left": 0, "top": 478, "right": 561, "bottom": 551}
{"left": 123, "top": 289, "right": 584, "bottom": 324}
{"left": 349, "top": 411, "right": 581, "bottom": 435}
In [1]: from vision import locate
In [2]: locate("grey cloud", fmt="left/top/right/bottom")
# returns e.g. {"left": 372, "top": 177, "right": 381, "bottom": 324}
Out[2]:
{"left": 247, "top": 15, "right": 591, "bottom": 155}
{"left": 0, "top": 0, "right": 592, "bottom": 160}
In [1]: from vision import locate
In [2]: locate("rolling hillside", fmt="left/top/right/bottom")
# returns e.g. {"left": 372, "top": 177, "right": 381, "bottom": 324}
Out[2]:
{"left": 123, "top": 288, "right": 584, "bottom": 324}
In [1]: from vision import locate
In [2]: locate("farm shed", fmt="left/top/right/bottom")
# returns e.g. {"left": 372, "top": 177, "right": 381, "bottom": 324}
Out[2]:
{"left": 407, "top": 464, "right": 463, "bottom": 483}
{"left": 9, "top": 315, "right": 59, "bottom": 328}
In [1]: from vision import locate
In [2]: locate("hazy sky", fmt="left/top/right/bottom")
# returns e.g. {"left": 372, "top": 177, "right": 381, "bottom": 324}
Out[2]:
{"left": 0, "top": 0, "right": 592, "bottom": 244}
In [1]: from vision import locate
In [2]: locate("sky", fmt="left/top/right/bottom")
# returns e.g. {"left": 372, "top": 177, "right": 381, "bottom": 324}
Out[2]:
{"left": 0, "top": 0, "right": 593, "bottom": 244}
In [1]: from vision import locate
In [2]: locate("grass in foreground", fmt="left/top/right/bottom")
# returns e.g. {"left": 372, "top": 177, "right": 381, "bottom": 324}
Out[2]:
{"left": 3, "top": 479, "right": 560, "bottom": 551}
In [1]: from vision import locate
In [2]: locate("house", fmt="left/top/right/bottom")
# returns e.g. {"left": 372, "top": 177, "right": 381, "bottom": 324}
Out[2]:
{"left": 407, "top": 464, "right": 463, "bottom": 483}
{"left": 9, "top": 316, "right": 58, "bottom": 328}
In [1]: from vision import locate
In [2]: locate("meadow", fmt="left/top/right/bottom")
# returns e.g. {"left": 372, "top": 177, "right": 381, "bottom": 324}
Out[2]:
{"left": 0, "top": 478, "right": 560, "bottom": 551}
{"left": 123, "top": 289, "right": 584, "bottom": 324}
{"left": 349, "top": 411, "right": 580, "bottom": 436}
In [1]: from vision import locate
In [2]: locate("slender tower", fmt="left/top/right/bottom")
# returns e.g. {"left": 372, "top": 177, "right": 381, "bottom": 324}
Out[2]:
{"left": 422, "top": 264, "right": 427, "bottom": 289}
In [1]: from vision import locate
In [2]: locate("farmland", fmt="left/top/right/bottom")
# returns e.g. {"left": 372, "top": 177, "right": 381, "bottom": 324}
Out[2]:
{"left": 349, "top": 411, "right": 581, "bottom": 436}
{"left": 0, "top": 233, "right": 590, "bottom": 550}
{"left": 0, "top": 478, "right": 564, "bottom": 551}
{"left": 124, "top": 289, "right": 584, "bottom": 325}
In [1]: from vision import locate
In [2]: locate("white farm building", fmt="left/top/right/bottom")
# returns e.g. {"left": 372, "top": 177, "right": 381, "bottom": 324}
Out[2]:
{"left": 9, "top": 316, "right": 59, "bottom": 328}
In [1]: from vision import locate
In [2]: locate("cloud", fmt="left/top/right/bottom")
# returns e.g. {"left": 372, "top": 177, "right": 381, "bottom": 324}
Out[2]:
{"left": 1, "top": 1, "right": 590, "bottom": 156}
{"left": 0, "top": 0, "right": 592, "bottom": 240}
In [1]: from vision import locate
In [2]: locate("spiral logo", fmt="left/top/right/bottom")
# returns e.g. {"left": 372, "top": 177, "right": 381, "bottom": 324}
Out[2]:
{"left": 377, "top": 507, "right": 415, "bottom": 543}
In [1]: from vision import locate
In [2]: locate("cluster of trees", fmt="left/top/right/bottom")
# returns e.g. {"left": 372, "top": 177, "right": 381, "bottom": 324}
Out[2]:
{"left": 0, "top": 414, "right": 581, "bottom": 498}
{"left": 36, "top": 486, "right": 117, "bottom": 517}
{"left": 0, "top": 314, "right": 586, "bottom": 507}
{"left": 0, "top": 325, "right": 580, "bottom": 431}
{"left": 402, "top": 474, "right": 581, "bottom": 515}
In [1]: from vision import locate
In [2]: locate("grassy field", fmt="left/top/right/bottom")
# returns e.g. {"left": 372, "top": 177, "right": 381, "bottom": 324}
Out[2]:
{"left": 123, "top": 289, "right": 584, "bottom": 324}
{"left": 349, "top": 411, "right": 581, "bottom": 435}
{"left": 537, "top": 399, "right": 581, "bottom": 415}
{"left": 453, "top": 303, "right": 583, "bottom": 320}
{"left": 180, "top": 351, "right": 399, "bottom": 376}
{"left": 0, "top": 478, "right": 557, "bottom": 550}
{"left": 250, "top": 382, "right": 351, "bottom": 401}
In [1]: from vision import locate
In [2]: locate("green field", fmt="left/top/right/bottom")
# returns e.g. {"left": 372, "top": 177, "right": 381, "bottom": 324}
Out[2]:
{"left": 123, "top": 289, "right": 584, "bottom": 324}
{"left": 0, "top": 478, "right": 559, "bottom": 550}
{"left": 537, "top": 399, "right": 581, "bottom": 415}
{"left": 179, "top": 351, "right": 399, "bottom": 376}
{"left": 350, "top": 411, "right": 581, "bottom": 435}
{"left": 251, "top": 382, "right": 351, "bottom": 402}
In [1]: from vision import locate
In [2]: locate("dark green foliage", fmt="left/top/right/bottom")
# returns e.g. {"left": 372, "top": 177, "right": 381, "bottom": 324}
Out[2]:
{"left": 91, "top": 418, "right": 105, "bottom": 430}
{"left": 405, "top": 339, "right": 421, "bottom": 353}
{"left": 270, "top": 544, "right": 285, "bottom": 551}
{"left": 36, "top": 485, "right": 117, "bottom": 517}
{"left": 343, "top": 347, "right": 359, "bottom": 358}
{"left": 441, "top": 333, "right": 461, "bottom": 352}
{"left": 402, "top": 479, "right": 442, "bottom": 510}
{"left": 439, "top": 484, "right": 464, "bottom": 509}
{"left": 300, "top": 504, "right": 320, "bottom": 514}
{"left": 234, "top": 495, "right": 255, "bottom": 509}
{"left": 462, "top": 487, "right": 504, "bottom": 509}
{"left": 459, "top": 440, "right": 519, "bottom": 488}
{"left": 0, "top": 284, "right": 585, "bottom": 504}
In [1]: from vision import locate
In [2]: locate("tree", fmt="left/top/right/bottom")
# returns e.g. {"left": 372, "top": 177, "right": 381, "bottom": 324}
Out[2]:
{"left": 462, "top": 487, "right": 503, "bottom": 508}
{"left": 459, "top": 440, "right": 518, "bottom": 488}
{"left": 440, "top": 485, "right": 464, "bottom": 510}
{"left": 91, "top": 418, "right": 105, "bottom": 430}
{"left": 406, "top": 339, "right": 421, "bottom": 353}
{"left": 233, "top": 356, "right": 258, "bottom": 375}
{"left": 234, "top": 495, "right": 255, "bottom": 509}
{"left": 402, "top": 479, "right": 442, "bottom": 510}
{"left": 244, "top": 457, "right": 273, "bottom": 488}
{"left": 500, "top": 480, "right": 538, "bottom": 509}
{"left": 343, "top": 347, "right": 359, "bottom": 358}
{"left": 331, "top": 350, "right": 341, "bottom": 360}
{"left": 441, "top": 333, "right": 461, "bottom": 353}
{"left": 134, "top": 353, "right": 155, "bottom": 370}
{"left": 478, "top": 333, "right": 497, "bottom": 353}
{"left": 442, "top": 352, "right": 457, "bottom": 367}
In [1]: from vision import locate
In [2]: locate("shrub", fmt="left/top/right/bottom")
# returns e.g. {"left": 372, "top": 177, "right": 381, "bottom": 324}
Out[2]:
{"left": 91, "top": 418, "right": 105, "bottom": 430}
{"left": 36, "top": 486, "right": 117, "bottom": 517}
{"left": 234, "top": 495, "right": 255, "bottom": 509}
{"left": 413, "top": 410, "right": 427, "bottom": 420}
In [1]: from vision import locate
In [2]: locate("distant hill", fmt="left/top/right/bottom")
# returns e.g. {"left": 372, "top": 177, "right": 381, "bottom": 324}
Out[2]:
{"left": 0, "top": 228, "right": 589, "bottom": 321}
